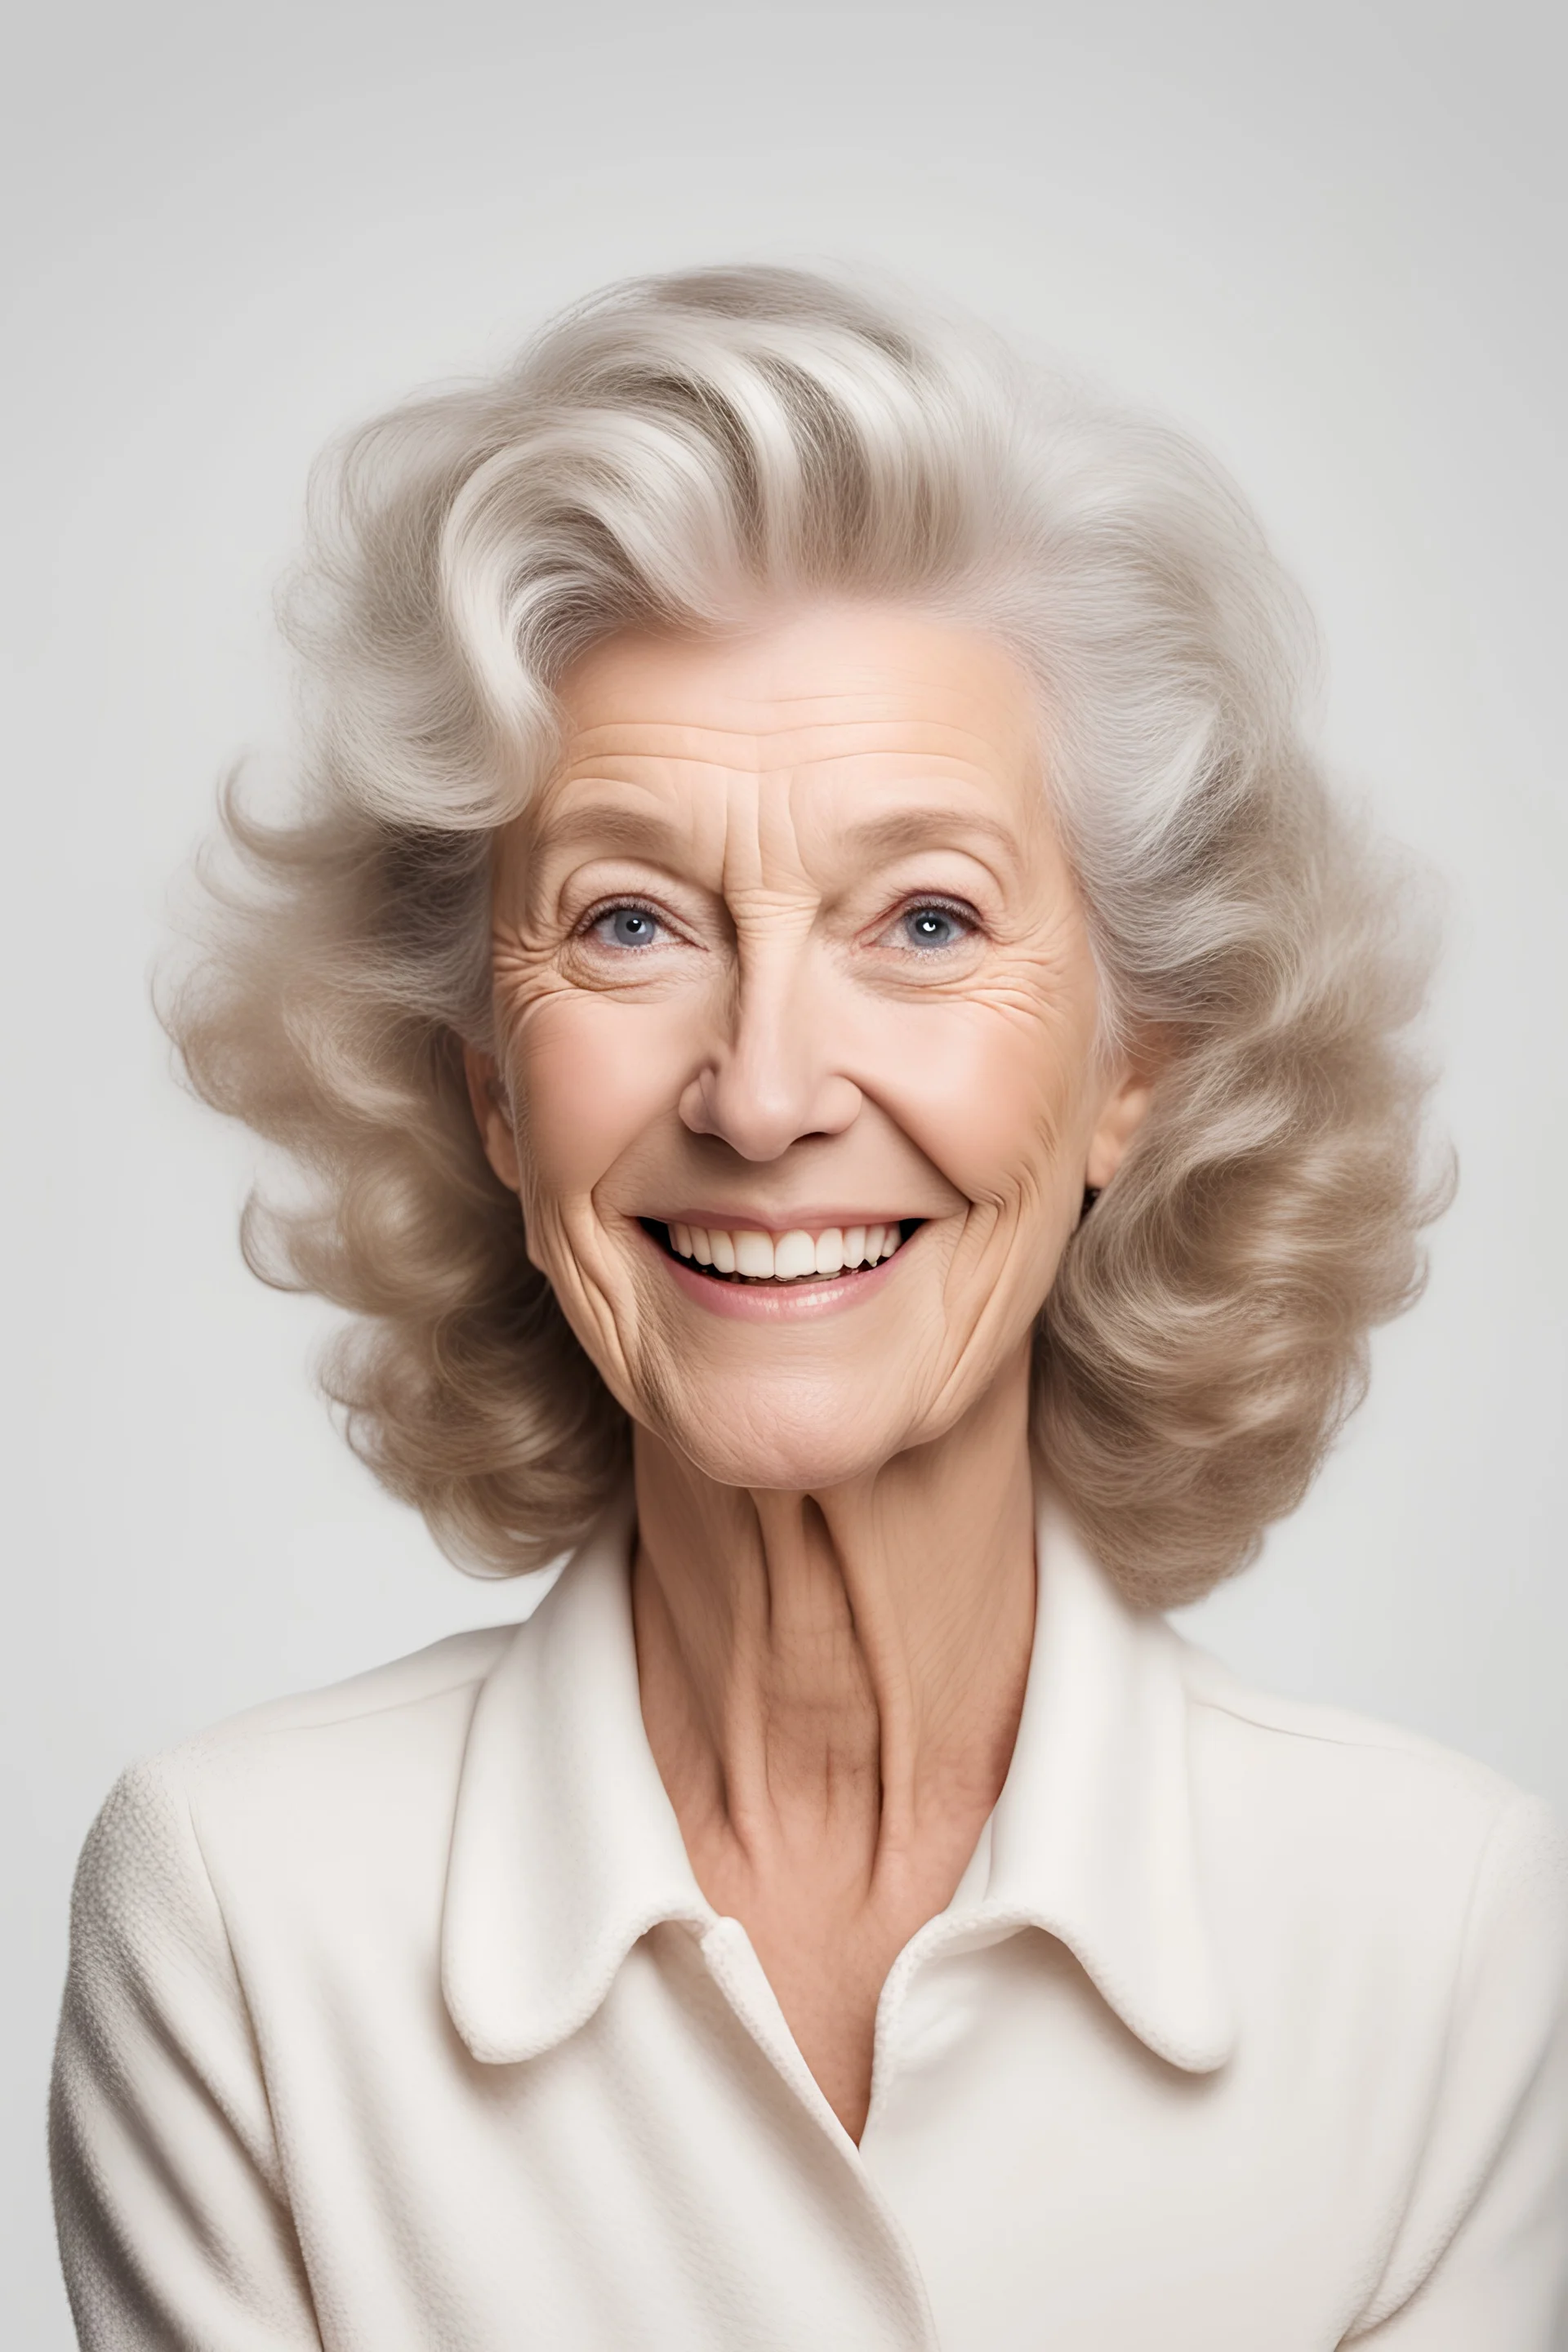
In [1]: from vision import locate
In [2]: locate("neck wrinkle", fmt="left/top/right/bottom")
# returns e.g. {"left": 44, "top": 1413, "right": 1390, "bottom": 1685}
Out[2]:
{"left": 629, "top": 1361, "right": 1037, "bottom": 1891}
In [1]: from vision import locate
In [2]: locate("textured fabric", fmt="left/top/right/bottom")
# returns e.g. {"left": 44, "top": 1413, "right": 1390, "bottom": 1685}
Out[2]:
{"left": 51, "top": 1494, "right": 1568, "bottom": 2350}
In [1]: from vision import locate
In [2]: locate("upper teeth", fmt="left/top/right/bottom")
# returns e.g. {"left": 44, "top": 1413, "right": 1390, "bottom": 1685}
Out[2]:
{"left": 668, "top": 1223, "right": 902, "bottom": 1280}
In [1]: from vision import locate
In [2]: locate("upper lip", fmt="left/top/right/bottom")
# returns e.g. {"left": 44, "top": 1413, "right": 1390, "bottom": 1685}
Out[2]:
{"left": 642, "top": 1210, "right": 921, "bottom": 1234}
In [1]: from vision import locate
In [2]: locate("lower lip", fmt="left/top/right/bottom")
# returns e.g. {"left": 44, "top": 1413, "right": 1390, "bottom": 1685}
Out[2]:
{"left": 639, "top": 1224, "right": 914, "bottom": 1321}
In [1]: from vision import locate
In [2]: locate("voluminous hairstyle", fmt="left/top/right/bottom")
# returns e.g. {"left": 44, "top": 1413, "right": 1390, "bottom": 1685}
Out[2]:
{"left": 168, "top": 265, "right": 1446, "bottom": 1606}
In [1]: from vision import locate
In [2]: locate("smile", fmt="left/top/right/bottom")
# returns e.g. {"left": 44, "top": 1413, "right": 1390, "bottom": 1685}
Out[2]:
{"left": 643, "top": 1218, "right": 920, "bottom": 1286}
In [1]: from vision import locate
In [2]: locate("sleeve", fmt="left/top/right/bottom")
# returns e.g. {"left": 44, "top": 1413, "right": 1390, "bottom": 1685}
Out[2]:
{"left": 50, "top": 1755, "right": 324, "bottom": 2350}
{"left": 1343, "top": 1791, "right": 1568, "bottom": 2349}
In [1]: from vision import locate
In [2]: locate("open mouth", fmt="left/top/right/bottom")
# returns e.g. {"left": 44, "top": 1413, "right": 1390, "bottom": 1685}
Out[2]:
{"left": 641, "top": 1218, "right": 923, "bottom": 1286}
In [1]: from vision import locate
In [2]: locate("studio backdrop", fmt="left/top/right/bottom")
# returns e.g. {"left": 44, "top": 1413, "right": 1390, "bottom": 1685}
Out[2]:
{"left": 4, "top": 3, "right": 1563, "bottom": 2345}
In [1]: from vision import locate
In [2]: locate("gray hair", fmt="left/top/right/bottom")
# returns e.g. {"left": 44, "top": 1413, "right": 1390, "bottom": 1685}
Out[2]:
{"left": 168, "top": 265, "right": 1446, "bottom": 1604}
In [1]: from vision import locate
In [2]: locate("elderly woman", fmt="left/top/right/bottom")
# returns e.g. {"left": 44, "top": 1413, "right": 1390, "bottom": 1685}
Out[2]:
{"left": 51, "top": 267, "right": 1567, "bottom": 2349}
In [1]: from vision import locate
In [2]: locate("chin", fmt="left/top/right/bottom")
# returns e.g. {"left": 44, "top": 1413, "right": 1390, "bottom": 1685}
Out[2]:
{"left": 662, "top": 1383, "right": 920, "bottom": 1494}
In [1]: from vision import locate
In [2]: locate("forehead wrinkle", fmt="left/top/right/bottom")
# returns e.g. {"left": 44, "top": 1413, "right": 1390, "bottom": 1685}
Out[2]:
{"left": 531, "top": 714, "right": 1047, "bottom": 914}
{"left": 528, "top": 775, "right": 1043, "bottom": 914}
{"left": 557, "top": 710, "right": 1025, "bottom": 775}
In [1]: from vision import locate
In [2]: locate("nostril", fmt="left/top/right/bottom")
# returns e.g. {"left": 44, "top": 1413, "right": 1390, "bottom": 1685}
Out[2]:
{"left": 677, "top": 1067, "right": 863, "bottom": 1158}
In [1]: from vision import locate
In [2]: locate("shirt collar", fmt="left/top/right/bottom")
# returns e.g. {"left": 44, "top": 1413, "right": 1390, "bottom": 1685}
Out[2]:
{"left": 442, "top": 1488, "right": 711, "bottom": 2066}
{"left": 975, "top": 1494, "right": 1234, "bottom": 2073}
{"left": 442, "top": 1484, "right": 1234, "bottom": 2076}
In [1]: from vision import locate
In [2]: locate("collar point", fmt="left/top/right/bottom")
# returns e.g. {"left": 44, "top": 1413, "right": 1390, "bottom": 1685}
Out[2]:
{"left": 1135, "top": 1991, "right": 1236, "bottom": 2077}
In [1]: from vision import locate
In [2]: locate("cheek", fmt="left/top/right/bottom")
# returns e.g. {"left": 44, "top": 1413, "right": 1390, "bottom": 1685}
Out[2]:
{"left": 510, "top": 997, "right": 681, "bottom": 1209}
{"left": 870, "top": 994, "right": 1097, "bottom": 1218}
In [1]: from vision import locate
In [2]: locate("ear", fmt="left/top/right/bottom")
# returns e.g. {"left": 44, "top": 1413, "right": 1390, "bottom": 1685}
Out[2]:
{"left": 461, "top": 1040, "right": 523, "bottom": 1194}
{"left": 1085, "top": 1063, "right": 1154, "bottom": 1194}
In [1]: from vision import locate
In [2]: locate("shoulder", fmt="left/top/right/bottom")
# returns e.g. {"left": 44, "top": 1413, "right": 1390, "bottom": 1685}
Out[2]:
{"left": 181, "top": 1619, "right": 518, "bottom": 1755}
{"left": 73, "top": 1621, "right": 523, "bottom": 1954}
{"left": 1176, "top": 1630, "right": 1552, "bottom": 1816}
{"left": 1174, "top": 1633, "right": 1567, "bottom": 1984}
{"left": 167, "top": 1617, "right": 514, "bottom": 1787}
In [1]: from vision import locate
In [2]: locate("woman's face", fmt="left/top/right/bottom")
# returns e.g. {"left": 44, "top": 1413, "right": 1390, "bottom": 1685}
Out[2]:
{"left": 470, "top": 604, "right": 1148, "bottom": 1490}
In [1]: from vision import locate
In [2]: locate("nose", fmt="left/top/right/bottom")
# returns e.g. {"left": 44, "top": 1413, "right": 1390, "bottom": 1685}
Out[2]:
{"left": 678, "top": 947, "right": 862, "bottom": 1162}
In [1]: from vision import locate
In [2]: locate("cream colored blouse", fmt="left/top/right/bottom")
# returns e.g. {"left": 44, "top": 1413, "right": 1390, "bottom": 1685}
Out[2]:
{"left": 51, "top": 1494, "right": 1568, "bottom": 2349}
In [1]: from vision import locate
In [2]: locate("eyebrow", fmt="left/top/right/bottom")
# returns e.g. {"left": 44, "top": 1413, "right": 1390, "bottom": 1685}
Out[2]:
{"left": 532, "top": 796, "right": 1025, "bottom": 864}
{"left": 833, "top": 806, "right": 1026, "bottom": 862}
{"left": 532, "top": 802, "right": 685, "bottom": 858}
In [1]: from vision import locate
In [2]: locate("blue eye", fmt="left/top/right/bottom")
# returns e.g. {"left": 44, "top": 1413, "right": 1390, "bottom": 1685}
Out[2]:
{"left": 593, "top": 904, "right": 663, "bottom": 949}
{"left": 901, "top": 902, "right": 969, "bottom": 950}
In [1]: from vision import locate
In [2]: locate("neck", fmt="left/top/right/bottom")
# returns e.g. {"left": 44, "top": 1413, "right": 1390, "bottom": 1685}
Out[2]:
{"left": 630, "top": 1351, "right": 1038, "bottom": 1903}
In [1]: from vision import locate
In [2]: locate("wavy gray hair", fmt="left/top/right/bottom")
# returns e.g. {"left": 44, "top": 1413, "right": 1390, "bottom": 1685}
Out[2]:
{"left": 168, "top": 265, "right": 1445, "bottom": 1605}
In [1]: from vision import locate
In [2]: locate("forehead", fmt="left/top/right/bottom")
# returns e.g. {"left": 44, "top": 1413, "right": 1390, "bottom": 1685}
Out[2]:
{"left": 535, "top": 604, "right": 1045, "bottom": 836}
{"left": 553, "top": 604, "right": 1040, "bottom": 760}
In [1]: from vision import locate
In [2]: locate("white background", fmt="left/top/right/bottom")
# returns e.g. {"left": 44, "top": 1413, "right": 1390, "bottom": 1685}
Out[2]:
{"left": 4, "top": 2, "right": 1564, "bottom": 2339}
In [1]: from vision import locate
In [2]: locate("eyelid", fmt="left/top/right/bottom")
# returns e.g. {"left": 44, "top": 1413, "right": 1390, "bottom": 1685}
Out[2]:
{"left": 574, "top": 893, "right": 675, "bottom": 938}
{"left": 902, "top": 892, "right": 979, "bottom": 920}
{"left": 875, "top": 892, "right": 984, "bottom": 943}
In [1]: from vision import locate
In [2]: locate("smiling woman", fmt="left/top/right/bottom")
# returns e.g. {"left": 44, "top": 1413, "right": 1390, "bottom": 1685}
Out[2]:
{"left": 463, "top": 609, "right": 1142, "bottom": 1501}
{"left": 51, "top": 270, "right": 1568, "bottom": 2350}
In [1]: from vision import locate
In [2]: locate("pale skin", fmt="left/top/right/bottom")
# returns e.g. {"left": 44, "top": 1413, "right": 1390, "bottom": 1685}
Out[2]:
{"left": 466, "top": 604, "right": 1151, "bottom": 2141}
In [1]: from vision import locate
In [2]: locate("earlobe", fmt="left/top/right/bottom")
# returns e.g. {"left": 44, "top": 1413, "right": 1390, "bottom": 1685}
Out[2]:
{"left": 1085, "top": 1068, "right": 1154, "bottom": 1194}
{"left": 461, "top": 1040, "right": 523, "bottom": 1194}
